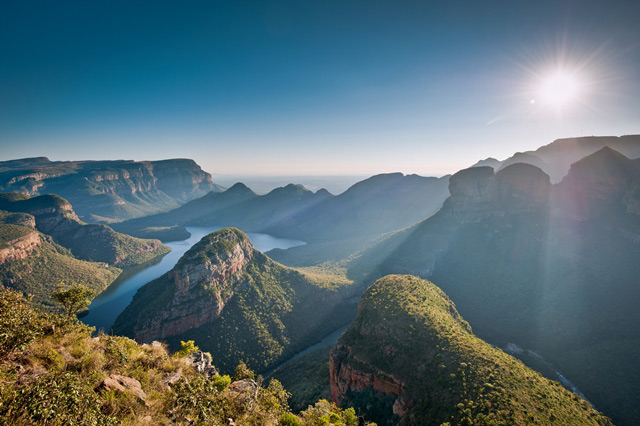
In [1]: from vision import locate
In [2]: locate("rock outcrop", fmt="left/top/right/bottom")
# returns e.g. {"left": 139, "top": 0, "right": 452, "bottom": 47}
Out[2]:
{"left": 0, "top": 193, "right": 169, "bottom": 267}
{"left": 131, "top": 229, "right": 253, "bottom": 343}
{"left": 0, "top": 228, "right": 41, "bottom": 265}
{"left": 443, "top": 163, "right": 550, "bottom": 221}
{"left": 113, "top": 227, "right": 355, "bottom": 373}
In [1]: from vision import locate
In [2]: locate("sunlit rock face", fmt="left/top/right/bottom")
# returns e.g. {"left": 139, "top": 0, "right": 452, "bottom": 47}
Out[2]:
{"left": 133, "top": 228, "right": 254, "bottom": 343}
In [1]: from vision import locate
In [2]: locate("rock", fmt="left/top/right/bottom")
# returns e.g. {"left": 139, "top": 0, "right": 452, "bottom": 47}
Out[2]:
{"left": 133, "top": 229, "right": 254, "bottom": 343}
{"left": 188, "top": 351, "right": 218, "bottom": 378}
{"left": 330, "top": 345, "right": 407, "bottom": 416}
{"left": 96, "top": 374, "right": 147, "bottom": 403}
{"left": 228, "top": 379, "right": 258, "bottom": 398}
{"left": 163, "top": 370, "right": 183, "bottom": 387}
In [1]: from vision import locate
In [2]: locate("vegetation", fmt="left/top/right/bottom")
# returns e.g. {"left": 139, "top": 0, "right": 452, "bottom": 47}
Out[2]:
{"left": 335, "top": 275, "right": 612, "bottom": 425}
{"left": 0, "top": 231, "right": 121, "bottom": 311}
{"left": 113, "top": 228, "right": 358, "bottom": 374}
{"left": 0, "top": 286, "right": 367, "bottom": 425}
{"left": 271, "top": 346, "right": 333, "bottom": 412}
{"left": 0, "top": 192, "right": 171, "bottom": 268}
{"left": 51, "top": 283, "right": 95, "bottom": 321}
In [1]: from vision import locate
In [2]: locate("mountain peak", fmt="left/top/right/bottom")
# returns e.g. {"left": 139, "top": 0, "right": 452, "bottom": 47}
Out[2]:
{"left": 226, "top": 182, "right": 256, "bottom": 195}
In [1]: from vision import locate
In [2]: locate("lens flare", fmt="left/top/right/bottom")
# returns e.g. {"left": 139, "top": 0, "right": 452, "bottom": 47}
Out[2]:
{"left": 537, "top": 72, "right": 581, "bottom": 108}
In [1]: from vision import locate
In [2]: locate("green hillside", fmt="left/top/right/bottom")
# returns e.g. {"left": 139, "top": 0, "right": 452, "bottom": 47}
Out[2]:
{"left": 113, "top": 228, "right": 359, "bottom": 374}
{"left": 0, "top": 286, "right": 364, "bottom": 425}
{"left": 332, "top": 275, "right": 611, "bottom": 425}
{"left": 0, "top": 224, "right": 121, "bottom": 311}
{"left": 0, "top": 193, "right": 170, "bottom": 268}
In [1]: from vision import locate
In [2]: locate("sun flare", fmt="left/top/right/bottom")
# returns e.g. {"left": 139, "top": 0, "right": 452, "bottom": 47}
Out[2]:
{"left": 537, "top": 72, "right": 581, "bottom": 108}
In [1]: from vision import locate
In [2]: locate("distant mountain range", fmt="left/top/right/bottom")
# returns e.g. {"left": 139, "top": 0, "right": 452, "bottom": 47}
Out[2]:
{"left": 0, "top": 157, "right": 223, "bottom": 222}
{"left": 114, "top": 173, "right": 451, "bottom": 246}
{"left": 472, "top": 134, "right": 640, "bottom": 182}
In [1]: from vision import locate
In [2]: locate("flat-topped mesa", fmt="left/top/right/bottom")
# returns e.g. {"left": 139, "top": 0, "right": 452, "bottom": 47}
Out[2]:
{"left": 133, "top": 228, "right": 255, "bottom": 343}
{"left": 443, "top": 163, "right": 551, "bottom": 221}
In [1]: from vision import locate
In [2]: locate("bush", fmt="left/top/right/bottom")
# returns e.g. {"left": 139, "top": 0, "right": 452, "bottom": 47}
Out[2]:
{"left": 279, "top": 412, "right": 301, "bottom": 426}
{"left": 0, "top": 287, "right": 46, "bottom": 355}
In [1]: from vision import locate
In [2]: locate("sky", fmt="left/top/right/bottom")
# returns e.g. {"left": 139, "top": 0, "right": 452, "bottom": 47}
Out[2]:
{"left": 1, "top": 0, "right": 639, "bottom": 176}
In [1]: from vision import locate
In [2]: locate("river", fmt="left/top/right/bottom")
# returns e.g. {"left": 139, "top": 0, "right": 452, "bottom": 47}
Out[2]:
{"left": 80, "top": 226, "right": 305, "bottom": 332}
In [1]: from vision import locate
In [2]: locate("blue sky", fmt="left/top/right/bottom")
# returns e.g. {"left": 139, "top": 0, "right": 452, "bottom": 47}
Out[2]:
{"left": 1, "top": 0, "right": 639, "bottom": 176}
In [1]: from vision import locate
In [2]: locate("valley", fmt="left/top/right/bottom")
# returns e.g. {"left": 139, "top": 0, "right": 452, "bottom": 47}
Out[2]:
{"left": 81, "top": 226, "right": 305, "bottom": 332}
{"left": 1, "top": 135, "right": 639, "bottom": 425}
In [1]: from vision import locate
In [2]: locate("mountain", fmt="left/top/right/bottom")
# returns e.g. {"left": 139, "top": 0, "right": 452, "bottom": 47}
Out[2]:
{"left": 348, "top": 149, "right": 640, "bottom": 424}
{"left": 266, "top": 173, "right": 451, "bottom": 242}
{"left": 0, "top": 157, "right": 223, "bottom": 222}
{"left": 330, "top": 274, "right": 611, "bottom": 425}
{"left": 477, "top": 134, "right": 640, "bottom": 182}
{"left": 118, "top": 173, "right": 449, "bottom": 241}
{"left": 0, "top": 193, "right": 170, "bottom": 310}
{"left": 0, "top": 212, "right": 121, "bottom": 310}
{"left": 0, "top": 193, "right": 170, "bottom": 267}
{"left": 0, "top": 286, "right": 364, "bottom": 425}
{"left": 113, "top": 228, "right": 358, "bottom": 373}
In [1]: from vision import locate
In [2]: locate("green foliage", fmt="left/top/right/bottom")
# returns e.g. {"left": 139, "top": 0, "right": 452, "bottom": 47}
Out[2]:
{"left": 335, "top": 274, "right": 612, "bottom": 425}
{"left": 175, "top": 339, "right": 199, "bottom": 357}
{"left": 233, "top": 360, "right": 256, "bottom": 381}
{"left": 0, "top": 236, "right": 121, "bottom": 311}
{"left": 0, "top": 287, "right": 47, "bottom": 355}
{"left": 271, "top": 346, "right": 333, "bottom": 412}
{"left": 0, "top": 371, "right": 115, "bottom": 425}
{"left": 52, "top": 282, "right": 95, "bottom": 321}
{"left": 280, "top": 412, "right": 301, "bottom": 426}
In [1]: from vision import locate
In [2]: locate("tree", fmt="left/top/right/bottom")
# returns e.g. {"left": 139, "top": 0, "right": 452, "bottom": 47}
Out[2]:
{"left": 52, "top": 282, "right": 94, "bottom": 322}
{"left": 233, "top": 360, "right": 255, "bottom": 381}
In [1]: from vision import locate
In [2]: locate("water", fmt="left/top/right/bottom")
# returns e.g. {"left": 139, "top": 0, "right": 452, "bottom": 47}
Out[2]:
{"left": 81, "top": 226, "right": 305, "bottom": 332}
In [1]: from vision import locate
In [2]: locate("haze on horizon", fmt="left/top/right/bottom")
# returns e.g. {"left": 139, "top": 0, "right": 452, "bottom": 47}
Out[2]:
{"left": 1, "top": 0, "right": 639, "bottom": 177}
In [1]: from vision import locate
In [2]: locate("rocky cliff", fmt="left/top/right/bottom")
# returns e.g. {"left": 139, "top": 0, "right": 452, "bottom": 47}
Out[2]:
{"left": 113, "top": 227, "right": 357, "bottom": 373}
{"left": 0, "top": 226, "right": 41, "bottom": 265}
{"left": 0, "top": 193, "right": 169, "bottom": 267}
{"left": 330, "top": 275, "right": 612, "bottom": 425}
{"left": 132, "top": 228, "right": 254, "bottom": 342}
{"left": 443, "top": 163, "right": 550, "bottom": 221}
{"left": 0, "top": 157, "right": 223, "bottom": 222}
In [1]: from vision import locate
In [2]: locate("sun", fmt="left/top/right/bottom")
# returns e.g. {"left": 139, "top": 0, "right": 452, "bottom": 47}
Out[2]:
{"left": 537, "top": 72, "right": 581, "bottom": 108}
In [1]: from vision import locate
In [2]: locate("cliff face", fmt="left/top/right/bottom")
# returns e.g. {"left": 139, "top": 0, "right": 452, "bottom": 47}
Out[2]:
{"left": 0, "top": 157, "right": 222, "bottom": 222}
{"left": 114, "top": 227, "right": 356, "bottom": 373}
{"left": 0, "top": 227, "right": 41, "bottom": 265}
{"left": 0, "top": 193, "right": 169, "bottom": 267}
{"left": 329, "top": 275, "right": 611, "bottom": 425}
{"left": 133, "top": 229, "right": 254, "bottom": 342}
{"left": 443, "top": 163, "right": 550, "bottom": 221}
